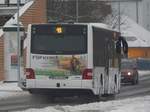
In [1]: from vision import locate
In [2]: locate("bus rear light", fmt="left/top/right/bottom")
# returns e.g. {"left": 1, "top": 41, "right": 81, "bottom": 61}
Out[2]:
{"left": 82, "top": 69, "right": 93, "bottom": 80}
{"left": 25, "top": 68, "right": 35, "bottom": 79}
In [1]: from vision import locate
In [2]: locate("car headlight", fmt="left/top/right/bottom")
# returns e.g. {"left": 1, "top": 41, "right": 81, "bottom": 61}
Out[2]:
{"left": 127, "top": 72, "right": 131, "bottom": 76}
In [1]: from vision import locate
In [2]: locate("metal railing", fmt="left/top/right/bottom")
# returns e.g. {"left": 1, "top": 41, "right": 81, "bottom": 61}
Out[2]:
{"left": 0, "top": 0, "right": 28, "bottom": 7}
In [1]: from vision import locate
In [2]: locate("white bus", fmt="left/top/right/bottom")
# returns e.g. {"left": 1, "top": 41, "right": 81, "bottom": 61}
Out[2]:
{"left": 19, "top": 23, "right": 123, "bottom": 99}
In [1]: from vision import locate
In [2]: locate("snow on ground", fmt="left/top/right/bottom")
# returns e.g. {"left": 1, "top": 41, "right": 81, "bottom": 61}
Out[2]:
{"left": 0, "top": 82, "right": 147, "bottom": 112}
{"left": 14, "top": 95, "right": 150, "bottom": 112}
{"left": 0, "top": 82, "right": 23, "bottom": 100}
{"left": 0, "top": 83, "right": 149, "bottom": 112}
{"left": 0, "top": 76, "right": 150, "bottom": 112}
{"left": 138, "top": 70, "right": 150, "bottom": 76}
{"left": 0, "top": 82, "right": 21, "bottom": 91}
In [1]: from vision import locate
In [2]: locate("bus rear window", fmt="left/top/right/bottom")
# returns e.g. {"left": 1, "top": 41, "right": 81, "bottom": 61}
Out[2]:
{"left": 31, "top": 34, "right": 87, "bottom": 54}
{"left": 31, "top": 24, "right": 87, "bottom": 55}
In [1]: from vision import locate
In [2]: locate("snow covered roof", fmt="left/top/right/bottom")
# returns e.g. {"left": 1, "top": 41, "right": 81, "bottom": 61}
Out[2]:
{"left": 4, "top": 1, "right": 34, "bottom": 27}
{"left": 121, "top": 16, "right": 150, "bottom": 47}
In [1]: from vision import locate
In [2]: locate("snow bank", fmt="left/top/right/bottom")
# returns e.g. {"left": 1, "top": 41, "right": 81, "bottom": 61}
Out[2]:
{"left": 14, "top": 95, "right": 150, "bottom": 112}
{"left": 138, "top": 70, "right": 150, "bottom": 76}
{"left": 0, "top": 82, "right": 22, "bottom": 91}
{"left": 0, "top": 83, "right": 24, "bottom": 100}
{"left": 0, "top": 82, "right": 149, "bottom": 112}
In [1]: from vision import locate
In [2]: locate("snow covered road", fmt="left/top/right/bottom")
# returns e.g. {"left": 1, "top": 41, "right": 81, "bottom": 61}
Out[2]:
{"left": 0, "top": 71, "right": 150, "bottom": 112}
{"left": 12, "top": 95, "right": 150, "bottom": 112}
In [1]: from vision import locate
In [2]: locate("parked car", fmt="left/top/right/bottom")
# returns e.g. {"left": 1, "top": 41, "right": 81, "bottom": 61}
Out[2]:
{"left": 121, "top": 59, "right": 139, "bottom": 85}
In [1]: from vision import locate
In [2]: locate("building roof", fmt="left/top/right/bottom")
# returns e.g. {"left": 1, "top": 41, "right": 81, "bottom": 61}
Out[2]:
{"left": 121, "top": 16, "right": 150, "bottom": 47}
{"left": 4, "top": 1, "right": 33, "bottom": 27}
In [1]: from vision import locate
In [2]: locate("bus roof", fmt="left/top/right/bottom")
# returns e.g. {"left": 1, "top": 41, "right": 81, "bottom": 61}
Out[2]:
{"left": 91, "top": 23, "right": 118, "bottom": 32}
{"left": 29, "top": 22, "right": 119, "bottom": 33}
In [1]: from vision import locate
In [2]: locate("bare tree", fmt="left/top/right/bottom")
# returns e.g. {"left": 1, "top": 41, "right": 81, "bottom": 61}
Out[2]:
{"left": 47, "top": 0, "right": 112, "bottom": 22}
{"left": 103, "top": 8, "right": 129, "bottom": 31}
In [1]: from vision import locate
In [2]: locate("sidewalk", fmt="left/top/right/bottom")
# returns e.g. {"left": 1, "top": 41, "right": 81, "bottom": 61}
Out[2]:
{"left": 0, "top": 82, "right": 26, "bottom": 100}
{"left": 0, "top": 82, "right": 22, "bottom": 91}
{"left": 0, "top": 81, "right": 3, "bottom": 85}
{"left": 138, "top": 70, "right": 150, "bottom": 76}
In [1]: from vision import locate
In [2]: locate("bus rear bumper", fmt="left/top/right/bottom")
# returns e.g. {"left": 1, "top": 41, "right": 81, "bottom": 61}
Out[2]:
{"left": 27, "top": 88, "right": 95, "bottom": 97}
{"left": 21, "top": 79, "right": 97, "bottom": 96}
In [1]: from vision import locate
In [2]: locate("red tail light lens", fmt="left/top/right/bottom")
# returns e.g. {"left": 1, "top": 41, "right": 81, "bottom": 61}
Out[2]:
{"left": 25, "top": 68, "right": 35, "bottom": 79}
{"left": 82, "top": 69, "right": 92, "bottom": 80}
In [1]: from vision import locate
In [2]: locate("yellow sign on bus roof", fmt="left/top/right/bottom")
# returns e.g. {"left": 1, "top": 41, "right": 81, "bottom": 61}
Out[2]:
{"left": 56, "top": 26, "right": 63, "bottom": 34}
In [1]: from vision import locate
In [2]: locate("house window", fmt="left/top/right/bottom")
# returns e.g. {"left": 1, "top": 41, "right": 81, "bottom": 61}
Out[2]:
{"left": 5, "top": 0, "right": 10, "bottom": 6}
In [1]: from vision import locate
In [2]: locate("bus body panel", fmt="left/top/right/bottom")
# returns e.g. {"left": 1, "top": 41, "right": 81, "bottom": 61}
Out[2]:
{"left": 87, "top": 24, "right": 93, "bottom": 68}
{"left": 93, "top": 67, "right": 105, "bottom": 95}
{"left": 30, "top": 54, "right": 88, "bottom": 80}
{"left": 105, "top": 68, "right": 119, "bottom": 94}
{"left": 26, "top": 79, "right": 93, "bottom": 89}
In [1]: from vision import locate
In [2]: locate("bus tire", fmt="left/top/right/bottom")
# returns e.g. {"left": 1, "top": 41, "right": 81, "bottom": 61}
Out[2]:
{"left": 28, "top": 89, "right": 35, "bottom": 94}
{"left": 101, "top": 94, "right": 116, "bottom": 101}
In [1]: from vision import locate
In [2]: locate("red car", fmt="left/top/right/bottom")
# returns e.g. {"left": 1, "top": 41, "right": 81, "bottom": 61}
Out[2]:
{"left": 121, "top": 59, "right": 139, "bottom": 85}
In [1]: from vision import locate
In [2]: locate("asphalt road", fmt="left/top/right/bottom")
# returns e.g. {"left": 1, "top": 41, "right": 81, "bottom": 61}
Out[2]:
{"left": 0, "top": 73, "right": 150, "bottom": 112}
{"left": 116, "top": 73, "right": 150, "bottom": 99}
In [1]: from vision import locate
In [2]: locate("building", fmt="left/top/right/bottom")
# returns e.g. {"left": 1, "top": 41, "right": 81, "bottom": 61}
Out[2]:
{"left": 0, "top": 0, "right": 47, "bottom": 81}
{"left": 120, "top": 16, "right": 150, "bottom": 58}
{"left": 111, "top": 0, "right": 150, "bottom": 31}
{"left": 0, "top": 0, "right": 150, "bottom": 81}
{"left": 0, "top": 0, "right": 111, "bottom": 81}
{"left": 0, "top": 0, "right": 27, "bottom": 28}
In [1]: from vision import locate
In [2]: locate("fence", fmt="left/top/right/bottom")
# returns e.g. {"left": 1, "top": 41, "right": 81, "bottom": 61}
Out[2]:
{"left": 0, "top": 0, "right": 27, "bottom": 6}
{"left": 137, "top": 58, "right": 150, "bottom": 70}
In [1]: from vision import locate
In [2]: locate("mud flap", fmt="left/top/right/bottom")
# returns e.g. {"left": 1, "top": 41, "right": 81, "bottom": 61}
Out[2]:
{"left": 108, "top": 68, "right": 120, "bottom": 94}
{"left": 93, "top": 67, "right": 105, "bottom": 95}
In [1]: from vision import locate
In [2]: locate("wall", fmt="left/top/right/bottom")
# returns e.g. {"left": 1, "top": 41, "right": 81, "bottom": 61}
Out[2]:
{"left": 141, "top": 0, "right": 150, "bottom": 31}
{"left": 20, "top": 0, "right": 47, "bottom": 30}
{"left": 128, "top": 47, "right": 150, "bottom": 58}
{"left": 0, "top": 35, "right": 4, "bottom": 81}
{"left": 0, "top": 0, "right": 47, "bottom": 81}
{"left": 111, "top": 0, "right": 149, "bottom": 31}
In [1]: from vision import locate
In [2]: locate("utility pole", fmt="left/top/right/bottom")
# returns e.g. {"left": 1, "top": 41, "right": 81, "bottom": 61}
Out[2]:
{"left": 118, "top": 1, "right": 121, "bottom": 32}
{"left": 76, "top": 0, "right": 79, "bottom": 22}
{"left": 17, "top": 0, "right": 20, "bottom": 83}
{"left": 136, "top": 1, "right": 139, "bottom": 23}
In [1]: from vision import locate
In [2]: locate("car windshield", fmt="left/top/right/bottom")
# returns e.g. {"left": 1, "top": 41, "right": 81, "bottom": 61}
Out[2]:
{"left": 121, "top": 62, "right": 136, "bottom": 69}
